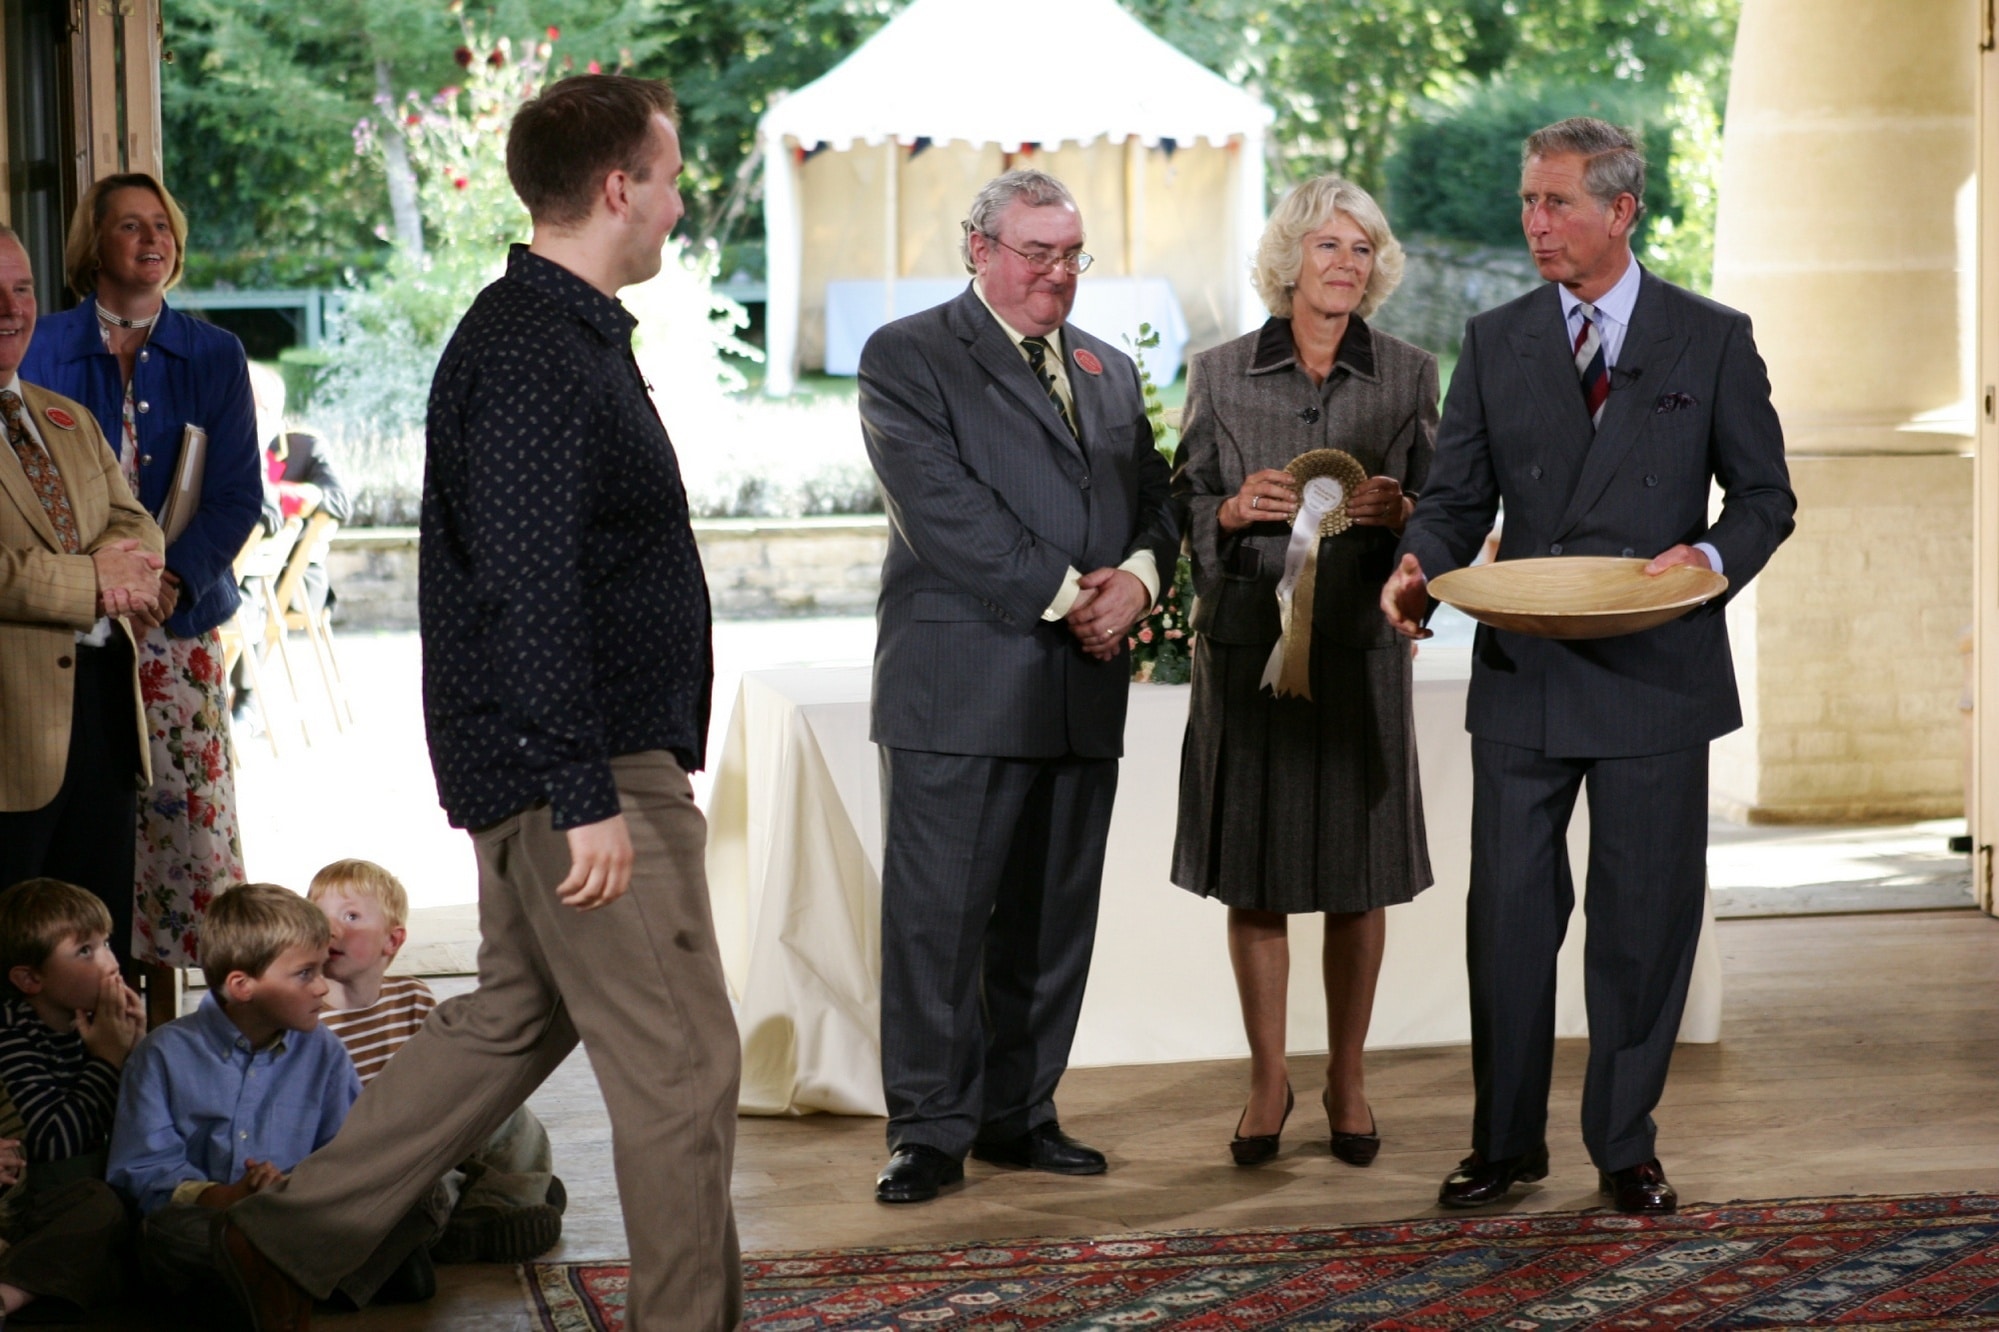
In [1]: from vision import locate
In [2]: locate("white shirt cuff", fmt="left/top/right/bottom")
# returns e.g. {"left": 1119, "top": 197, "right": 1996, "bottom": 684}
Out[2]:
{"left": 1041, "top": 567, "right": 1084, "bottom": 621}
{"left": 1694, "top": 542, "right": 1723, "bottom": 575}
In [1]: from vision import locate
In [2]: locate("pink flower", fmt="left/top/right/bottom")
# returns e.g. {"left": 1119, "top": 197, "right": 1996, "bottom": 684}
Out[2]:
{"left": 188, "top": 645, "right": 218, "bottom": 684}
{"left": 1139, "top": 628, "right": 1154, "bottom": 643}
{"left": 186, "top": 791, "right": 210, "bottom": 828}
{"left": 1165, "top": 629, "right": 1184, "bottom": 640}
{"left": 586, "top": 59, "right": 601, "bottom": 74}
{"left": 190, "top": 886, "right": 213, "bottom": 913}
{"left": 139, "top": 659, "right": 171, "bottom": 703}
{"left": 405, "top": 112, "right": 421, "bottom": 127}
{"left": 453, "top": 177, "right": 469, "bottom": 190}
{"left": 546, "top": 25, "right": 560, "bottom": 39}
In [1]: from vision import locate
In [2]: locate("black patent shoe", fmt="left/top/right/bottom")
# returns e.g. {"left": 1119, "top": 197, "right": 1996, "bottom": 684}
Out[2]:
{"left": 1230, "top": 1085, "right": 1294, "bottom": 1166}
{"left": 970, "top": 1122, "right": 1106, "bottom": 1175}
{"left": 875, "top": 1143, "right": 964, "bottom": 1204}
{"left": 1437, "top": 1143, "right": 1550, "bottom": 1208}
{"left": 1599, "top": 1158, "right": 1677, "bottom": 1214}
{"left": 1329, "top": 1100, "right": 1381, "bottom": 1168}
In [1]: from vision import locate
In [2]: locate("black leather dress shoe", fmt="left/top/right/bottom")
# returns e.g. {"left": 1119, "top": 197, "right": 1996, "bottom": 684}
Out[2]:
{"left": 1437, "top": 1143, "right": 1550, "bottom": 1208}
{"left": 970, "top": 1122, "right": 1107, "bottom": 1175}
{"left": 1599, "top": 1159, "right": 1677, "bottom": 1214}
{"left": 875, "top": 1144, "right": 964, "bottom": 1204}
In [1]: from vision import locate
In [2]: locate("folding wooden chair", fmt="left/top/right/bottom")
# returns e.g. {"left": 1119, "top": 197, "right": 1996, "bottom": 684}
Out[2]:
{"left": 268, "top": 509, "right": 354, "bottom": 731}
{"left": 221, "top": 521, "right": 301, "bottom": 755}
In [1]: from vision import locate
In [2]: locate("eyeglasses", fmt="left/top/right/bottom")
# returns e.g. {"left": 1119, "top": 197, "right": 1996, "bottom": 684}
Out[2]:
{"left": 989, "top": 237, "right": 1093, "bottom": 274}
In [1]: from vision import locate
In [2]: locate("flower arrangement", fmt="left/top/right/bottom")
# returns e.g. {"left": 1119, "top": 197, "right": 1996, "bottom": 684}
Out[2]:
{"left": 1125, "top": 321, "right": 1194, "bottom": 684}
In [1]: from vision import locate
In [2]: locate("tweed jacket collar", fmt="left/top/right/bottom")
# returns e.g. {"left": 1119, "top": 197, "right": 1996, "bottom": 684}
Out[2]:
{"left": 1246, "top": 314, "right": 1378, "bottom": 383}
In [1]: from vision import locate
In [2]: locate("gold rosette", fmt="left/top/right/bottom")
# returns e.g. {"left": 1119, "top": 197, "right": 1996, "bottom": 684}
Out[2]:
{"left": 1260, "top": 449, "right": 1369, "bottom": 700}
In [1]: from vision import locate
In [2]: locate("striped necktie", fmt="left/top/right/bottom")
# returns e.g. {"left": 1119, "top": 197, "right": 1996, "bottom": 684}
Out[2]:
{"left": 1, "top": 390, "right": 82, "bottom": 553}
{"left": 1020, "top": 335, "right": 1078, "bottom": 439}
{"left": 1573, "top": 302, "right": 1610, "bottom": 428}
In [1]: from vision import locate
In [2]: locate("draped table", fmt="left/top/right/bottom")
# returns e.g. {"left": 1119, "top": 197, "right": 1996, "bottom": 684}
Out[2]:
{"left": 704, "top": 651, "right": 1722, "bottom": 1116}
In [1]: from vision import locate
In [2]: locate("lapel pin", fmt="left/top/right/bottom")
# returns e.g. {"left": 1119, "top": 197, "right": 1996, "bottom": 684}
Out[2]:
{"left": 42, "top": 407, "right": 78, "bottom": 431}
{"left": 1071, "top": 348, "right": 1103, "bottom": 376}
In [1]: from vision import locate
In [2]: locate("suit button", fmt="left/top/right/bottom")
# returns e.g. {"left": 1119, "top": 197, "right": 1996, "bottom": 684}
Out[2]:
{"left": 141, "top": 454, "right": 152, "bottom": 464}
{"left": 1645, "top": 475, "right": 1658, "bottom": 487}
{"left": 137, "top": 400, "right": 150, "bottom": 413}
{"left": 1079, "top": 474, "right": 1091, "bottom": 490}
{"left": 138, "top": 350, "right": 149, "bottom": 362}
{"left": 57, "top": 655, "right": 73, "bottom": 669}
{"left": 1550, "top": 543, "right": 1564, "bottom": 555}
{"left": 1530, "top": 465, "right": 1542, "bottom": 479}
{"left": 1622, "top": 547, "right": 1635, "bottom": 558}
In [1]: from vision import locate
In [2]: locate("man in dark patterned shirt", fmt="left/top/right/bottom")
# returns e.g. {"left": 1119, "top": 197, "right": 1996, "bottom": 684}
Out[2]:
{"left": 222, "top": 75, "right": 742, "bottom": 1332}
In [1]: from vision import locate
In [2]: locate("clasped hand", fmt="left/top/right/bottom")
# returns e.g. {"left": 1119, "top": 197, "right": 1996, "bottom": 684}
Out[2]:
{"left": 91, "top": 539, "right": 164, "bottom": 619}
{"left": 1065, "top": 568, "right": 1151, "bottom": 662}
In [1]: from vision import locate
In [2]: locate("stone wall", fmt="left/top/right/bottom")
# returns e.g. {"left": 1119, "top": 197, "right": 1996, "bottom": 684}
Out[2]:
{"left": 1368, "top": 238, "right": 1542, "bottom": 356}
{"left": 326, "top": 515, "right": 890, "bottom": 628}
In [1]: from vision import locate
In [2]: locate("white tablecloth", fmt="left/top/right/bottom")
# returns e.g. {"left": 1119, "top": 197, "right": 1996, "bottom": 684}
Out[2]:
{"left": 704, "top": 657, "right": 1722, "bottom": 1116}
{"left": 822, "top": 276, "right": 1191, "bottom": 384}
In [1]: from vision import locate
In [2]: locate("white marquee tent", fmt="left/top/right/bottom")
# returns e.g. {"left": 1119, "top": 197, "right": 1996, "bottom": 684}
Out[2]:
{"left": 756, "top": 0, "right": 1274, "bottom": 394}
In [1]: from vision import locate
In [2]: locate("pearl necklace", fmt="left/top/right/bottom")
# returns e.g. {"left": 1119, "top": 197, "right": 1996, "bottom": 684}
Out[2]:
{"left": 95, "top": 304, "right": 160, "bottom": 331}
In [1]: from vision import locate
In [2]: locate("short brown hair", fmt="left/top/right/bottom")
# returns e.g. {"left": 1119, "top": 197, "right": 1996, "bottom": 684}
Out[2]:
{"left": 199, "top": 884, "right": 329, "bottom": 993}
{"left": 506, "top": 74, "right": 679, "bottom": 228}
{"left": 306, "top": 859, "right": 409, "bottom": 929}
{"left": 0, "top": 880, "right": 114, "bottom": 994}
{"left": 64, "top": 172, "right": 190, "bottom": 297}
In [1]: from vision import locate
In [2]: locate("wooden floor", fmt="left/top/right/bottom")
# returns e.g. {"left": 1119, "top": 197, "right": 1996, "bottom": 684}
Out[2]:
{"left": 85, "top": 909, "right": 1999, "bottom": 1329}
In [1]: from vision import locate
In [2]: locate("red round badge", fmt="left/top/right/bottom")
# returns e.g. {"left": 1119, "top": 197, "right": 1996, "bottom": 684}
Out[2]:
{"left": 1072, "top": 348, "right": 1103, "bottom": 376}
{"left": 43, "top": 407, "right": 77, "bottom": 430}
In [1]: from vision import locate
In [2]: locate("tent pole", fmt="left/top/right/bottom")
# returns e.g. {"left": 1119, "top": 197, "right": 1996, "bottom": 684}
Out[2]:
{"left": 884, "top": 140, "right": 899, "bottom": 325}
{"left": 763, "top": 135, "right": 802, "bottom": 396}
{"left": 1124, "top": 135, "right": 1145, "bottom": 277}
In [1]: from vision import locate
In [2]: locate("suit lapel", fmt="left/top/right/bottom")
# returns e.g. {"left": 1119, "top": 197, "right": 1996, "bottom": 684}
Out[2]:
{"left": 950, "top": 288, "right": 1087, "bottom": 464}
{"left": 0, "top": 391, "right": 66, "bottom": 551}
{"left": 1552, "top": 273, "right": 1690, "bottom": 539}
{"left": 1507, "top": 288, "right": 1596, "bottom": 470}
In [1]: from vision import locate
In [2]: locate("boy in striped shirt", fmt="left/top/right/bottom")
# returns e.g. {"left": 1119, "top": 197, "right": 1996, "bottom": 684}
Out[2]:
{"left": 312, "top": 859, "right": 566, "bottom": 1263}
{"left": 0, "top": 878, "right": 148, "bottom": 1320}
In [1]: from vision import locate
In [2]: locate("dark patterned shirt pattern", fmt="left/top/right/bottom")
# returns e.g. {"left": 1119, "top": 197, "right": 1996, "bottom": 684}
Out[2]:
{"left": 420, "top": 245, "right": 712, "bottom": 831}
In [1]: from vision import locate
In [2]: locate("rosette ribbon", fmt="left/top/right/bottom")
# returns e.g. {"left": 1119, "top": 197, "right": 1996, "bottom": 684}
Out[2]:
{"left": 1259, "top": 449, "right": 1368, "bottom": 700}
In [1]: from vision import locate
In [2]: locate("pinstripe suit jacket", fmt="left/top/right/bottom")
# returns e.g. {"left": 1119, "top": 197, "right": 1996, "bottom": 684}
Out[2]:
{"left": 1396, "top": 269, "right": 1796, "bottom": 758}
{"left": 860, "top": 285, "right": 1178, "bottom": 759}
{"left": 1, "top": 381, "right": 158, "bottom": 810}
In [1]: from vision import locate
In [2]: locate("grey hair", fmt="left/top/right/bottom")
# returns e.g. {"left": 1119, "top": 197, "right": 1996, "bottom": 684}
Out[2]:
{"left": 959, "top": 169, "right": 1079, "bottom": 273}
{"left": 1251, "top": 175, "right": 1405, "bottom": 320}
{"left": 1523, "top": 117, "right": 1646, "bottom": 220}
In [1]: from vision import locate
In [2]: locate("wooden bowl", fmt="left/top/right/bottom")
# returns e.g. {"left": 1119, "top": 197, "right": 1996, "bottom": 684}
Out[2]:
{"left": 1428, "top": 556, "right": 1728, "bottom": 640}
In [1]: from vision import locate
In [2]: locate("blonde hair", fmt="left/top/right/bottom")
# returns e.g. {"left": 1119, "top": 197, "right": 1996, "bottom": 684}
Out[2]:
{"left": 306, "top": 859, "right": 410, "bottom": 930}
{"left": 200, "top": 883, "right": 329, "bottom": 993}
{"left": 64, "top": 172, "right": 190, "bottom": 297}
{"left": 0, "top": 879, "right": 114, "bottom": 993}
{"left": 1252, "top": 175, "right": 1405, "bottom": 321}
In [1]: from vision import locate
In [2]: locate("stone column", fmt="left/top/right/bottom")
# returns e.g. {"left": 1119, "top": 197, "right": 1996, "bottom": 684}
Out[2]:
{"left": 1709, "top": 0, "right": 1977, "bottom": 822}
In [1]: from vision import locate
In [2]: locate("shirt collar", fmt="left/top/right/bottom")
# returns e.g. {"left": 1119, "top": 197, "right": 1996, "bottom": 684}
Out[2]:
{"left": 972, "top": 278, "right": 1064, "bottom": 358}
{"left": 192, "top": 992, "right": 289, "bottom": 1059}
{"left": 506, "top": 244, "right": 638, "bottom": 347}
{"left": 1558, "top": 252, "right": 1642, "bottom": 328}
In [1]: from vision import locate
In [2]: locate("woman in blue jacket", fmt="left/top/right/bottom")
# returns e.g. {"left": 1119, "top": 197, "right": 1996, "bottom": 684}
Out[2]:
{"left": 22, "top": 173, "right": 261, "bottom": 980}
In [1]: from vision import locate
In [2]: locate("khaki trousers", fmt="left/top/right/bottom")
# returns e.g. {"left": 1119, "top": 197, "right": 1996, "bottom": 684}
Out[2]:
{"left": 234, "top": 751, "right": 742, "bottom": 1329}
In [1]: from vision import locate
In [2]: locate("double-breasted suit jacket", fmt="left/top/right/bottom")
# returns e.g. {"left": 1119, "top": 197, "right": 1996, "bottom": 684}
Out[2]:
{"left": 862, "top": 284, "right": 1177, "bottom": 758}
{"left": 1399, "top": 269, "right": 1796, "bottom": 755}
{"left": 0, "top": 381, "right": 159, "bottom": 811}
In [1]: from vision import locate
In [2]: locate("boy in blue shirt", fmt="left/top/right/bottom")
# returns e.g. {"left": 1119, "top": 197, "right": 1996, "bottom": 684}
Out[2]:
{"left": 108, "top": 883, "right": 441, "bottom": 1315}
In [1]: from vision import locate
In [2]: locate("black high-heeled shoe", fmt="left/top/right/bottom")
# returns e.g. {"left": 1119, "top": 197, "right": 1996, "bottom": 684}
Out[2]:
{"left": 1325, "top": 1090, "right": 1381, "bottom": 1167}
{"left": 1229, "top": 1085, "right": 1294, "bottom": 1166}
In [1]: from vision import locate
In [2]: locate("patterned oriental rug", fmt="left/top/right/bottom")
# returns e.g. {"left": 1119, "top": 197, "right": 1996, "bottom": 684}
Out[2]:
{"left": 521, "top": 1193, "right": 1999, "bottom": 1330}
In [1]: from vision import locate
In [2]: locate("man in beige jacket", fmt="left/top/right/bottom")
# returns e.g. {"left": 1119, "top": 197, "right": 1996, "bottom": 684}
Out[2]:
{"left": 0, "top": 223, "right": 164, "bottom": 951}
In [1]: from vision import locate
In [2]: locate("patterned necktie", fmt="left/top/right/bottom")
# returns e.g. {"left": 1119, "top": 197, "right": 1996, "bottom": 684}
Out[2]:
{"left": 1020, "top": 335, "right": 1078, "bottom": 439}
{"left": 1, "top": 390, "right": 81, "bottom": 553}
{"left": 1573, "top": 302, "right": 1610, "bottom": 428}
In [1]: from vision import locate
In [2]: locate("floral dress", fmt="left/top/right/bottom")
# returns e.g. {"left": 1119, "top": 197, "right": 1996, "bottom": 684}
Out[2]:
{"left": 112, "top": 360, "right": 245, "bottom": 967}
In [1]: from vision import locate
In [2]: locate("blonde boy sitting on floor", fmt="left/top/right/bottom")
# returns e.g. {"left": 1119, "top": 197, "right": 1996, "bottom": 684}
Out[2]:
{"left": 310, "top": 859, "right": 565, "bottom": 1263}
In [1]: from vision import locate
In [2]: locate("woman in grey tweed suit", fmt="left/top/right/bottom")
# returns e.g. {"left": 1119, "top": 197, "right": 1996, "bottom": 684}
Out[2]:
{"left": 1171, "top": 177, "right": 1436, "bottom": 1166}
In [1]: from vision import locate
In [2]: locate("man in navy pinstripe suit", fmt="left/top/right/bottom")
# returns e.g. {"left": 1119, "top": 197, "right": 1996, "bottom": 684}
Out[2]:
{"left": 859, "top": 170, "right": 1178, "bottom": 1203}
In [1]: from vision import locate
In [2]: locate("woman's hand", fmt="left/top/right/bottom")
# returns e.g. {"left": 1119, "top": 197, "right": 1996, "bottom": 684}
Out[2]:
{"left": 1347, "top": 476, "right": 1411, "bottom": 533}
{"left": 1218, "top": 469, "right": 1300, "bottom": 533}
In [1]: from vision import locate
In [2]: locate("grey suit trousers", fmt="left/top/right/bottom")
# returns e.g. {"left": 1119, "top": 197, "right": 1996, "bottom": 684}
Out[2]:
{"left": 234, "top": 751, "right": 742, "bottom": 1330}
{"left": 879, "top": 746, "right": 1118, "bottom": 1157}
{"left": 1467, "top": 738, "right": 1707, "bottom": 1173}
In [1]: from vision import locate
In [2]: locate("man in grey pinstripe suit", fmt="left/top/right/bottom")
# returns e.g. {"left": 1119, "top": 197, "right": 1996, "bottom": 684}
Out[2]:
{"left": 859, "top": 171, "right": 1178, "bottom": 1204}
{"left": 1385, "top": 119, "right": 1795, "bottom": 1215}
